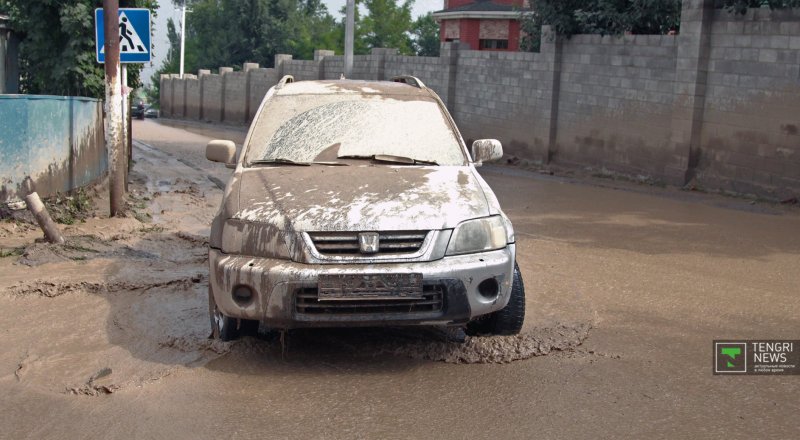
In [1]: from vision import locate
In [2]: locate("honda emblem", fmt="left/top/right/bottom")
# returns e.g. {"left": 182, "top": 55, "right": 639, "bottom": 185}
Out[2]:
{"left": 358, "top": 232, "right": 380, "bottom": 253}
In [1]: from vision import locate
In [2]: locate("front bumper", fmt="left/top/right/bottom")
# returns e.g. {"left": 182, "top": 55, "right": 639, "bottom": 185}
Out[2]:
{"left": 208, "top": 244, "right": 515, "bottom": 329}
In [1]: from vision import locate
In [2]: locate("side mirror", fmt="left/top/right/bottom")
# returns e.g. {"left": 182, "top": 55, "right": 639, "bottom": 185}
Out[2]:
{"left": 206, "top": 140, "right": 237, "bottom": 167}
{"left": 471, "top": 139, "right": 503, "bottom": 166}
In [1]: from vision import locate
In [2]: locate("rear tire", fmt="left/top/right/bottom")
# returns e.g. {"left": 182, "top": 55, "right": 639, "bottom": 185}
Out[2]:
{"left": 209, "top": 288, "right": 259, "bottom": 341}
{"left": 467, "top": 262, "right": 525, "bottom": 336}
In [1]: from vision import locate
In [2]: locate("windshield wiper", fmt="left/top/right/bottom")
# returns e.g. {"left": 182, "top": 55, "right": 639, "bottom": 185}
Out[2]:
{"left": 250, "top": 158, "right": 348, "bottom": 166}
{"left": 337, "top": 154, "right": 438, "bottom": 166}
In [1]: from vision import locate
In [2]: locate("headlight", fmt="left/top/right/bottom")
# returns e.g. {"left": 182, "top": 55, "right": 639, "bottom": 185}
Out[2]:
{"left": 446, "top": 216, "right": 507, "bottom": 256}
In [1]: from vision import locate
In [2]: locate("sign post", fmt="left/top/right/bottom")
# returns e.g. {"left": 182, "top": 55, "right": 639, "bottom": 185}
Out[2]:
{"left": 95, "top": 7, "right": 151, "bottom": 216}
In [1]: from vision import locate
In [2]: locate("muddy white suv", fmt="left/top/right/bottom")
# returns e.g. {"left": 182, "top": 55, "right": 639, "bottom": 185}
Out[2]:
{"left": 206, "top": 76, "right": 525, "bottom": 340}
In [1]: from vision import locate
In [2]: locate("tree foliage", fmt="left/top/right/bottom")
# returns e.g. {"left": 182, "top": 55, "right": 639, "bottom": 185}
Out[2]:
{"left": 0, "top": 0, "right": 157, "bottom": 98}
{"left": 521, "top": 0, "right": 682, "bottom": 51}
{"left": 360, "top": 0, "right": 415, "bottom": 55}
{"left": 412, "top": 12, "right": 440, "bottom": 57}
{"left": 521, "top": 0, "right": 800, "bottom": 52}
{"left": 718, "top": 0, "right": 800, "bottom": 14}
{"left": 145, "top": 16, "right": 179, "bottom": 104}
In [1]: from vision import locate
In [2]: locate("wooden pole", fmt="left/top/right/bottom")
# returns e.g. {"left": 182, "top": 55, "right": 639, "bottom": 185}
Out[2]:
{"left": 103, "top": 0, "right": 124, "bottom": 216}
{"left": 25, "top": 192, "right": 65, "bottom": 245}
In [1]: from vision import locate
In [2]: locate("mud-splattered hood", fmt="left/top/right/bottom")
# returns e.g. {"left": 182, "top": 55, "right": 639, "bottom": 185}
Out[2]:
{"left": 234, "top": 165, "right": 490, "bottom": 231}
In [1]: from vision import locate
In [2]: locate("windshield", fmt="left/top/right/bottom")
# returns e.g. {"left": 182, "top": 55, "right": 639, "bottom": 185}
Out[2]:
{"left": 244, "top": 94, "right": 466, "bottom": 166}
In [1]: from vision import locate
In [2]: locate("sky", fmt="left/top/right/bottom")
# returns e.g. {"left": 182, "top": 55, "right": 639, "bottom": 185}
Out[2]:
{"left": 141, "top": 0, "right": 443, "bottom": 86}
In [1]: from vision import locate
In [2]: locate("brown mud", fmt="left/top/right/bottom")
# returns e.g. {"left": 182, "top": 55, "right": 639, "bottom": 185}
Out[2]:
{"left": 1, "top": 119, "right": 797, "bottom": 439}
{"left": 0, "top": 121, "right": 585, "bottom": 403}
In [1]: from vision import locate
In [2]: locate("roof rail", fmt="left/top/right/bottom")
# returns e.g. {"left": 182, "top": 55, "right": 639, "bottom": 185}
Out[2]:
{"left": 276, "top": 75, "right": 294, "bottom": 88}
{"left": 391, "top": 75, "right": 426, "bottom": 89}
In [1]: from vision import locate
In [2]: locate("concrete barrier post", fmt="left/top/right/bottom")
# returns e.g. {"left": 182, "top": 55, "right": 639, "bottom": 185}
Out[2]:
{"left": 667, "top": 0, "right": 714, "bottom": 185}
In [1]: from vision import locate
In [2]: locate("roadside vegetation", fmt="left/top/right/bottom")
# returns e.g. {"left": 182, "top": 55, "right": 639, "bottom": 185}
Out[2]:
{"left": 145, "top": 0, "right": 440, "bottom": 103}
{"left": 0, "top": 0, "right": 439, "bottom": 101}
{"left": 521, "top": 0, "right": 800, "bottom": 51}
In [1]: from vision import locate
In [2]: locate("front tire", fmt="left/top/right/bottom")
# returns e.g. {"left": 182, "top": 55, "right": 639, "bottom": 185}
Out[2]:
{"left": 468, "top": 262, "right": 526, "bottom": 336}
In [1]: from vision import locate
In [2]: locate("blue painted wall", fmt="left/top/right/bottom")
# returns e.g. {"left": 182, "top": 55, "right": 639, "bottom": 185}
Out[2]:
{"left": 0, "top": 95, "right": 106, "bottom": 202}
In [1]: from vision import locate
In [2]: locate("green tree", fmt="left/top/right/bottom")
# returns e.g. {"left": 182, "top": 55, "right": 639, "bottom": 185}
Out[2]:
{"left": 145, "top": 16, "right": 180, "bottom": 105}
{"left": 360, "top": 0, "right": 414, "bottom": 54}
{"left": 411, "top": 12, "right": 440, "bottom": 57}
{"left": 719, "top": 0, "right": 800, "bottom": 14}
{"left": 337, "top": 1, "right": 370, "bottom": 54}
{"left": 176, "top": 0, "right": 339, "bottom": 68}
{"left": 0, "top": 0, "right": 157, "bottom": 98}
{"left": 285, "top": 0, "right": 342, "bottom": 59}
{"left": 521, "top": 0, "right": 681, "bottom": 51}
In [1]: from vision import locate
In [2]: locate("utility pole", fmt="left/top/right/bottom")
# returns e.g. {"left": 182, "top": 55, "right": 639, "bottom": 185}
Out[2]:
{"left": 103, "top": 0, "right": 124, "bottom": 216}
{"left": 344, "top": 0, "right": 354, "bottom": 78}
{"left": 179, "top": 0, "right": 186, "bottom": 78}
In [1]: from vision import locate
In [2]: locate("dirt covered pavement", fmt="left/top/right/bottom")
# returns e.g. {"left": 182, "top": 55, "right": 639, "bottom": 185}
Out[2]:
{"left": 0, "top": 119, "right": 798, "bottom": 439}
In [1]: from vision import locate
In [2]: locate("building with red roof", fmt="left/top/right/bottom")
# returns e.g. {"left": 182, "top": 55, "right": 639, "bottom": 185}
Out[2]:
{"left": 432, "top": 0, "right": 529, "bottom": 52}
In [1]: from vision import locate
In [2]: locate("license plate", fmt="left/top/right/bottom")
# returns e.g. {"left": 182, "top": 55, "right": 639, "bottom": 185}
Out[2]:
{"left": 318, "top": 273, "right": 423, "bottom": 300}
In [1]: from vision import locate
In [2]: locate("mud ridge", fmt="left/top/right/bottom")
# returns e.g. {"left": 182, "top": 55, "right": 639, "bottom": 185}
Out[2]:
{"left": 65, "top": 367, "right": 181, "bottom": 397}
{"left": 7, "top": 274, "right": 205, "bottom": 298}
{"left": 385, "top": 323, "right": 592, "bottom": 364}
{"left": 158, "top": 336, "right": 232, "bottom": 355}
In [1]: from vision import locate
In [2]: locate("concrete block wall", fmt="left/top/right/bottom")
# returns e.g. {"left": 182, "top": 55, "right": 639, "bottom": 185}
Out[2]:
{"left": 321, "top": 56, "right": 345, "bottom": 79}
{"left": 184, "top": 76, "right": 200, "bottom": 119}
{"left": 281, "top": 59, "right": 321, "bottom": 81}
{"left": 222, "top": 70, "right": 247, "bottom": 124}
{"left": 172, "top": 75, "right": 186, "bottom": 117}
{"left": 697, "top": 7, "right": 800, "bottom": 196}
{"left": 160, "top": 2, "right": 800, "bottom": 198}
{"left": 554, "top": 34, "right": 679, "bottom": 176}
{"left": 385, "top": 55, "right": 448, "bottom": 99}
{"left": 451, "top": 49, "right": 553, "bottom": 161}
{"left": 159, "top": 74, "right": 172, "bottom": 117}
{"left": 200, "top": 73, "right": 222, "bottom": 122}
{"left": 247, "top": 67, "right": 281, "bottom": 120}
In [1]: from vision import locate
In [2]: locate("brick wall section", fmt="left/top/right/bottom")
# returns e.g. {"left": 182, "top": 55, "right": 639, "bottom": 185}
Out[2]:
{"left": 553, "top": 34, "right": 678, "bottom": 177}
{"left": 222, "top": 71, "right": 247, "bottom": 124}
{"left": 159, "top": 3, "right": 800, "bottom": 199}
{"left": 697, "top": 7, "right": 800, "bottom": 195}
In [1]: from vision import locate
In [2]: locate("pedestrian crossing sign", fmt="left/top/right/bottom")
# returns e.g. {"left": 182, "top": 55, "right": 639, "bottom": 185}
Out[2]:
{"left": 95, "top": 8, "right": 151, "bottom": 63}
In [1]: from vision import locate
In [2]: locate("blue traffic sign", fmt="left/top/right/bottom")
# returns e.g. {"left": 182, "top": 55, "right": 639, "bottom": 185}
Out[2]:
{"left": 95, "top": 8, "right": 151, "bottom": 64}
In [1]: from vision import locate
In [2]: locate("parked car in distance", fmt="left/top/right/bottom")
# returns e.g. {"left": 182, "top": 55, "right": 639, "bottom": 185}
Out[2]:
{"left": 144, "top": 106, "right": 159, "bottom": 118}
{"left": 132, "top": 100, "right": 146, "bottom": 119}
{"left": 205, "top": 75, "right": 525, "bottom": 341}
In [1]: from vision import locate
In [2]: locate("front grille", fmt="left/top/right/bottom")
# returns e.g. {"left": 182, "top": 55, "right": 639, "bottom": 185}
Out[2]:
{"left": 308, "top": 231, "right": 427, "bottom": 256}
{"left": 295, "top": 284, "right": 445, "bottom": 315}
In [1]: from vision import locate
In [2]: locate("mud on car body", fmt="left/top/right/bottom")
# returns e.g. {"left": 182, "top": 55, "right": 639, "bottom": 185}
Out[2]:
{"left": 206, "top": 75, "right": 525, "bottom": 340}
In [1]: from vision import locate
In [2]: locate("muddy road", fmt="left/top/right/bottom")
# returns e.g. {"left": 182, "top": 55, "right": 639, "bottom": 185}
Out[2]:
{"left": 1, "top": 119, "right": 798, "bottom": 439}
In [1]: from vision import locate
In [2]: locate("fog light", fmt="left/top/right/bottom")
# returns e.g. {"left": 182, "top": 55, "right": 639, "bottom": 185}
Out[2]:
{"left": 232, "top": 285, "right": 254, "bottom": 305}
{"left": 477, "top": 278, "right": 499, "bottom": 300}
